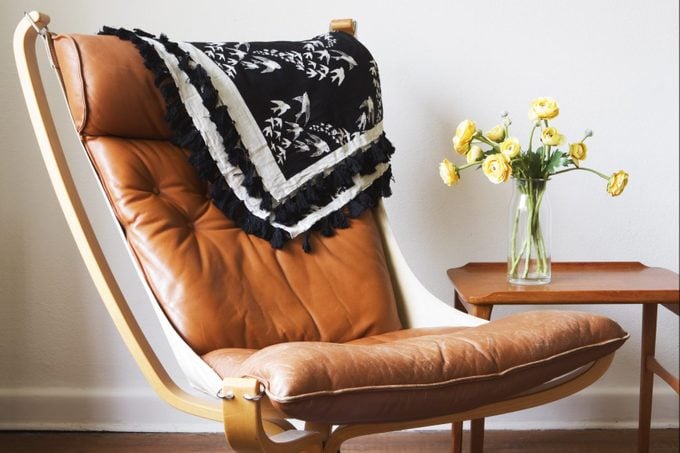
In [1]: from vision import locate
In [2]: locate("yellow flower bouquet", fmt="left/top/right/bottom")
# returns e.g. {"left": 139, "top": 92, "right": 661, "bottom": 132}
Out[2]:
{"left": 439, "top": 97, "right": 629, "bottom": 284}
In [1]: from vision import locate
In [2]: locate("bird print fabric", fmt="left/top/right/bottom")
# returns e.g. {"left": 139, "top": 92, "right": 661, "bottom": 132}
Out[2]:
{"left": 191, "top": 32, "right": 384, "bottom": 179}
{"left": 100, "top": 27, "right": 394, "bottom": 251}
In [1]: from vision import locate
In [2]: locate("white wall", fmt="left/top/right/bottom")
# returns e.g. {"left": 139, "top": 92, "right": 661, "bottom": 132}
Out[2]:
{"left": 1, "top": 0, "right": 677, "bottom": 432}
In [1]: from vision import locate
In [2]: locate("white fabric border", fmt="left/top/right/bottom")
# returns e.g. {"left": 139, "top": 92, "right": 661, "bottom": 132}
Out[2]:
{"left": 179, "top": 42, "right": 385, "bottom": 201}
{"left": 141, "top": 38, "right": 271, "bottom": 221}
{"left": 283, "top": 162, "right": 390, "bottom": 236}
{"left": 144, "top": 37, "right": 389, "bottom": 238}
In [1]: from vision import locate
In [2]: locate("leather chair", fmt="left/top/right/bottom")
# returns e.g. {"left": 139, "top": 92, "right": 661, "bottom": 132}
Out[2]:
{"left": 15, "top": 12, "right": 628, "bottom": 452}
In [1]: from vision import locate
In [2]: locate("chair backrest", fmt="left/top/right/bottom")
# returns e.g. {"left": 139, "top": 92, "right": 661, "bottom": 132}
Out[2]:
{"left": 51, "top": 33, "right": 403, "bottom": 355}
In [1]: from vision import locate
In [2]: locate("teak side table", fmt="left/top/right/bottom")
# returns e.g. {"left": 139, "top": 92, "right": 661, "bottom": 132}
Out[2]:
{"left": 447, "top": 262, "right": 679, "bottom": 453}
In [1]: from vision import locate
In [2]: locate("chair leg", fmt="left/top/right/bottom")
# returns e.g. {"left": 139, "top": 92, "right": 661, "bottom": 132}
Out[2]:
{"left": 221, "top": 378, "right": 323, "bottom": 453}
{"left": 470, "top": 418, "right": 484, "bottom": 453}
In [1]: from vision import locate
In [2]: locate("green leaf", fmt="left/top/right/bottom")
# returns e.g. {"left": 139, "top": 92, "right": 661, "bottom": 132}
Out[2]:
{"left": 544, "top": 150, "right": 569, "bottom": 175}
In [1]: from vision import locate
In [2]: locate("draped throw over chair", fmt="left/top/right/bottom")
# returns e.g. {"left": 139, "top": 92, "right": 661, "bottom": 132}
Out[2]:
{"left": 15, "top": 12, "right": 629, "bottom": 453}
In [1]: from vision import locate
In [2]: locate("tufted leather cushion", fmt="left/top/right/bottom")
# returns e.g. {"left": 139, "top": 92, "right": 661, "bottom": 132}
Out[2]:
{"left": 53, "top": 34, "right": 402, "bottom": 354}
{"left": 207, "top": 311, "right": 628, "bottom": 424}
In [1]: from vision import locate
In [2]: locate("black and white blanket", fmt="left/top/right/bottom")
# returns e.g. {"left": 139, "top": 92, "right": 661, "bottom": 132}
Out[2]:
{"left": 101, "top": 27, "right": 394, "bottom": 251}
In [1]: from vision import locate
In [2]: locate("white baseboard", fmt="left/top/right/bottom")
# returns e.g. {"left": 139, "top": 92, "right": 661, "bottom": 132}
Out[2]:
{"left": 0, "top": 386, "right": 677, "bottom": 432}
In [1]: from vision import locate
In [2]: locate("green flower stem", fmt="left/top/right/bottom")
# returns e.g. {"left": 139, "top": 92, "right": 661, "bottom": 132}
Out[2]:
{"left": 510, "top": 206, "right": 520, "bottom": 268}
{"left": 509, "top": 237, "right": 527, "bottom": 275}
{"left": 523, "top": 216, "right": 532, "bottom": 278}
{"left": 527, "top": 124, "right": 538, "bottom": 153}
{"left": 536, "top": 189, "right": 548, "bottom": 272}
{"left": 474, "top": 133, "right": 501, "bottom": 151}
{"left": 543, "top": 119, "right": 551, "bottom": 163}
{"left": 551, "top": 166, "right": 609, "bottom": 179}
{"left": 458, "top": 161, "right": 482, "bottom": 171}
{"left": 533, "top": 186, "right": 548, "bottom": 274}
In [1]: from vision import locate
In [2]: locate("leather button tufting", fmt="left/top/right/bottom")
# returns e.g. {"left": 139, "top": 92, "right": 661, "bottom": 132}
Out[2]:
{"left": 81, "top": 133, "right": 402, "bottom": 354}
{"left": 151, "top": 187, "right": 160, "bottom": 195}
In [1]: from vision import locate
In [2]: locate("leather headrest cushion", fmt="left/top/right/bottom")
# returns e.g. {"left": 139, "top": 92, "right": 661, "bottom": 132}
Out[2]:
{"left": 52, "top": 34, "right": 170, "bottom": 139}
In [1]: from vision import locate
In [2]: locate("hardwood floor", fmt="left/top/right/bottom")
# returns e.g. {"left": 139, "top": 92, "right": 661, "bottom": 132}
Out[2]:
{"left": 0, "top": 430, "right": 677, "bottom": 452}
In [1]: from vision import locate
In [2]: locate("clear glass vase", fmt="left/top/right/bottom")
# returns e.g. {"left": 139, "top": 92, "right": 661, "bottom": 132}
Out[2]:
{"left": 507, "top": 178, "right": 551, "bottom": 285}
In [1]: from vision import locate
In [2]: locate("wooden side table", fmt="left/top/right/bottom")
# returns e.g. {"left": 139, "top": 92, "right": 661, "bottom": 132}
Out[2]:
{"left": 447, "top": 262, "right": 679, "bottom": 453}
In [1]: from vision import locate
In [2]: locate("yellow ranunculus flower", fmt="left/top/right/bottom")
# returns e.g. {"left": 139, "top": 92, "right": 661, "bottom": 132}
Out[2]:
{"left": 452, "top": 136, "right": 470, "bottom": 155}
{"left": 529, "top": 97, "right": 560, "bottom": 120}
{"left": 541, "top": 127, "right": 565, "bottom": 146}
{"left": 439, "top": 158, "right": 460, "bottom": 186}
{"left": 485, "top": 124, "right": 506, "bottom": 143}
{"left": 500, "top": 137, "right": 521, "bottom": 159}
{"left": 607, "top": 170, "right": 629, "bottom": 196}
{"left": 569, "top": 142, "right": 587, "bottom": 167}
{"left": 466, "top": 145, "right": 484, "bottom": 163}
{"left": 482, "top": 153, "right": 512, "bottom": 184}
{"left": 454, "top": 119, "right": 477, "bottom": 145}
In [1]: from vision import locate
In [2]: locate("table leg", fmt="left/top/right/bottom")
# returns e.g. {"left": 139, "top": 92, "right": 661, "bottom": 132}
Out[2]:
{"left": 470, "top": 418, "right": 485, "bottom": 453}
{"left": 453, "top": 291, "right": 466, "bottom": 313}
{"left": 637, "top": 303, "right": 658, "bottom": 453}
{"left": 468, "top": 305, "right": 493, "bottom": 320}
{"left": 451, "top": 421, "right": 463, "bottom": 453}
{"left": 454, "top": 291, "right": 493, "bottom": 319}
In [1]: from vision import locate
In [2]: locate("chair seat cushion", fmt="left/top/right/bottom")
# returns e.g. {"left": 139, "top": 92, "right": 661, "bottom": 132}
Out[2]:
{"left": 205, "top": 311, "right": 627, "bottom": 424}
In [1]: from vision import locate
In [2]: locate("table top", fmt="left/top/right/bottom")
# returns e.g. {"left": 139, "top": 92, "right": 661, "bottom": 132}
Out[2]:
{"left": 447, "top": 262, "right": 680, "bottom": 306}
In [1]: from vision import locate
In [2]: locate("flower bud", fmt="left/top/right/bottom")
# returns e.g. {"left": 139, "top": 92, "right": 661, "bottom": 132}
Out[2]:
{"left": 466, "top": 145, "right": 484, "bottom": 163}
{"left": 439, "top": 159, "right": 460, "bottom": 186}
{"left": 607, "top": 170, "right": 629, "bottom": 196}
{"left": 454, "top": 119, "right": 477, "bottom": 144}
{"left": 482, "top": 153, "right": 512, "bottom": 184}
{"left": 500, "top": 137, "right": 522, "bottom": 159}
{"left": 452, "top": 136, "right": 470, "bottom": 155}
{"left": 529, "top": 97, "right": 560, "bottom": 120}
{"left": 541, "top": 127, "right": 565, "bottom": 146}
{"left": 569, "top": 142, "right": 587, "bottom": 166}
{"left": 484, "top": 124, "right": 506, "bottom": 143}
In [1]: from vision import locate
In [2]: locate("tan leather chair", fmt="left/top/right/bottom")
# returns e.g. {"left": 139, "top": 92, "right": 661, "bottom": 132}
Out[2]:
{"left": 15, "top": 12, "right": 629, "bottom": 452}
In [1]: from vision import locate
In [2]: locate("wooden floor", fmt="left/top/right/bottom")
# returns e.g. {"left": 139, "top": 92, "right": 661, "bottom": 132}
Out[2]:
{"left": 0, "top": 430, "right": 677, "bottom": 453}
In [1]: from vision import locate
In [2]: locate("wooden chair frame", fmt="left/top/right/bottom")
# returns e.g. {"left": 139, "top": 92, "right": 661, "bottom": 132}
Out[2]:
{"left": 14, "top": 11, "right": 616, "bottom": 452}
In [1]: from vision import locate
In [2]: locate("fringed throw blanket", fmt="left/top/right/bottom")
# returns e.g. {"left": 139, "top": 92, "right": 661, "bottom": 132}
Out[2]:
{"left": 101, "top": 27, "right": 394, "bottom": 251}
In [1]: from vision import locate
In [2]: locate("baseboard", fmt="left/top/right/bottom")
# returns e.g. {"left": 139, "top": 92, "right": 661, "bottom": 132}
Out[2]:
{"left": 0, "top": 386, "right": 677, "bottom": 432}
{"left": 0, "top": 387, "right": 221, "bottom": 432}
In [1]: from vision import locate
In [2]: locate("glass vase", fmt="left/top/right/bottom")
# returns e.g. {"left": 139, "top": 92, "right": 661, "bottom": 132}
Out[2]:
{"left": 507, "top": 178, "right": 551, "bottom": 285}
